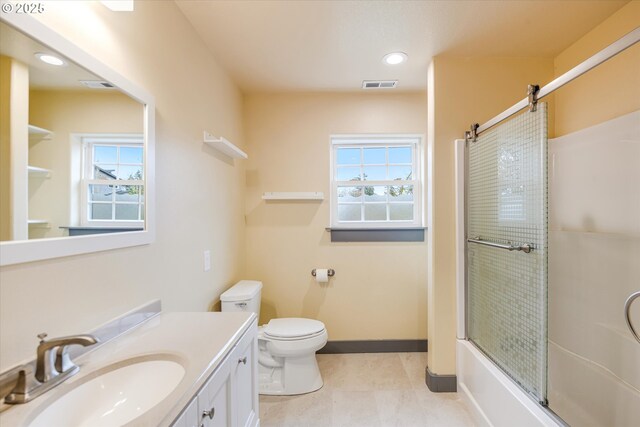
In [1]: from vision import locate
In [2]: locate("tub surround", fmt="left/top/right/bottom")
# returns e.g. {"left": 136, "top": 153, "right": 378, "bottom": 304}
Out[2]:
{"left": 0, "top": 312, "right": 257, "bottom": 427}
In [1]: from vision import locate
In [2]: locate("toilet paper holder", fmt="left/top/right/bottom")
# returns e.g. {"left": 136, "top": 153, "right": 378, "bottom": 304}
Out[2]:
{"left": 311, "top": 269, "right": 335, "bottom": 277}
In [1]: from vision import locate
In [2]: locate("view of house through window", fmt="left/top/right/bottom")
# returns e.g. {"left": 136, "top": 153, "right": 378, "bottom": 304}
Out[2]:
{"left": 81, "top": 135, "right": 144, "bottom": 227}
{"left": 331, "top": 135, "right": 422, "bottom": 228}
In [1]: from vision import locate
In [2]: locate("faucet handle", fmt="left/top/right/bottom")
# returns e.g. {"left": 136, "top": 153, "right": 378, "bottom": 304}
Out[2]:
{"left": 53, "top": 335, "right": 99, "bottom": 374}
{"left": 37, "top": 333, "right": 48, "bottom": 343}
{"left": 55, "top": 347, "right": 76, "bottom": 373}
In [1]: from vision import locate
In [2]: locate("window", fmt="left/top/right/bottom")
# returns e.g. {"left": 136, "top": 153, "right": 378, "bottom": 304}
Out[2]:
{"left": 330, "top": 135, "right": 422, "bottom": 229}
{"left": 81, "top": 135, "right": 144, "bottom": 227}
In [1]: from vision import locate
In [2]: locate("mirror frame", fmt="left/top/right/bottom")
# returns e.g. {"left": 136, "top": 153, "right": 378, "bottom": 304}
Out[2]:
{"left": 0, "top": 13, "right": 155, "bottom": 266}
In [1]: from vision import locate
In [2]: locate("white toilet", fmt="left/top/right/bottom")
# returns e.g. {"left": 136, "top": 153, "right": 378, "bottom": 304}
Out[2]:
{"left": 220, "top": 280, "right": 328, "bottom": 395}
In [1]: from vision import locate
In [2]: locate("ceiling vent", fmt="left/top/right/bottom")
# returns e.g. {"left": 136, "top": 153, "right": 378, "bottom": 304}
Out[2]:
{"left": 362, "top": 80, "right": 398, "bottom": 89}
{"left": 80, "top": 80, "right": 116, "bottom": 89}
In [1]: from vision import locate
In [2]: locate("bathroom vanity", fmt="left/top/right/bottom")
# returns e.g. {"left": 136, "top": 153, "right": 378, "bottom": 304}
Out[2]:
{"left": 0, "top": 312, "right": 259, "bottom": 427}
{"left": 172, "top": 314, "right": 259, "bottom": 427}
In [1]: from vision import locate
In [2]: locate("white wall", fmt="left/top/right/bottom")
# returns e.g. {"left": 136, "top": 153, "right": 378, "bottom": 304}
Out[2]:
{"left": 0, "top": 1, "right": 246, "bottom": 370}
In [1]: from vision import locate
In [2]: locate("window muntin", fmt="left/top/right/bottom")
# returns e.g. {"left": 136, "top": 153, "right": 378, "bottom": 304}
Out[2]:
{"left": 331, "top": 136, "right": 421, "bottom": 228}
{"left": 81, "top": 136, "right": 144, "bottom": 226}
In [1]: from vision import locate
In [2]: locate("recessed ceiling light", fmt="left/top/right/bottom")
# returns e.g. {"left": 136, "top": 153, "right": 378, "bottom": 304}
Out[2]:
{"left": 35, "top": 53, "right": 66, "bottom": 67}
{"left": 383, "top": 52, "right": 408, "bottom": 65}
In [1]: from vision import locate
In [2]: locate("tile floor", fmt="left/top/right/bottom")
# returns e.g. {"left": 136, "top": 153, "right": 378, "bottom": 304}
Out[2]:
{"left": 259, "top": 352, "right": 477, "bottom": 427}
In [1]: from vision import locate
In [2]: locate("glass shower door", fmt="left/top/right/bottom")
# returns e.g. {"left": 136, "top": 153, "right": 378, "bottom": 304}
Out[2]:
{"left": 467, "top": 103, "right": 548, "bottom": 403}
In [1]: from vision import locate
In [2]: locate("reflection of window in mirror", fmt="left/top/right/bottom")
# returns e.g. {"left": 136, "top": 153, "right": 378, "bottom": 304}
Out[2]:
{"left": 78, "top": 135, "right": 144, "bottom": 229}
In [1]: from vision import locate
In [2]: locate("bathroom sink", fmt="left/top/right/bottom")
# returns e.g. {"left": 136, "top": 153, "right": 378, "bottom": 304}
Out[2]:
{"left": 29, "top": 358, "right": 185, "bottom": 427}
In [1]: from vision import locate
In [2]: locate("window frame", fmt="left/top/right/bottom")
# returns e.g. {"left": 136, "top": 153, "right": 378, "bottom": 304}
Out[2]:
{"left": 330, "top": 134, "right": 423, "bottom": 229}
{"left": 80, "top": 135, "right": 145, "bottom": 228}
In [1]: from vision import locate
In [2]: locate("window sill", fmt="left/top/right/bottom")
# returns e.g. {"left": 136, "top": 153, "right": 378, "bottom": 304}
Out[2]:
{"left": 60, "top": 226, "right": 144, "bottom": 237}
{"left": 325, "top": 227, "right": 426, "bottom": 242}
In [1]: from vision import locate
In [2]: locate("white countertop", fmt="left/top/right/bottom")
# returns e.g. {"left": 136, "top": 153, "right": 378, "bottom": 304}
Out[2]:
{"left": 0, "top": 311, "right": 257, "bottom": 427}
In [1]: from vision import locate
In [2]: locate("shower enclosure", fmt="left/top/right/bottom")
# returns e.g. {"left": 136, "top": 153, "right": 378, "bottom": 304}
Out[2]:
{"left": 456, "top": 27, "right": 640, "bottom": 427}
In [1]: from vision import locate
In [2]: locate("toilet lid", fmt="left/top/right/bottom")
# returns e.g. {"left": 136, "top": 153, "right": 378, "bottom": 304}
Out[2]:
{"left": 263, "top": 318, "right": 325, "bottom": 339}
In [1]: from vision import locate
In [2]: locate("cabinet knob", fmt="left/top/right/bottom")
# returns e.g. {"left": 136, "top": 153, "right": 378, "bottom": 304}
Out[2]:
{"left": 238, "top": 356, "right": 247, "bottom": 365}
{"left": 202, "top": 407, "right": 215, "bottom": 420}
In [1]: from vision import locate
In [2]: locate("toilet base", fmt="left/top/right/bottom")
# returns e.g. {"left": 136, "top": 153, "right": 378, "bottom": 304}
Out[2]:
{"left": 258, "top": 353, "right": 324, "bottom": 395}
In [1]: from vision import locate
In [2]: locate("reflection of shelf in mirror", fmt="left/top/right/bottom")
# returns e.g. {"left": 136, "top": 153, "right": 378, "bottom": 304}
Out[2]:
{"left": 262, "top": 192, "right": 324, "bottom": 200}
{"left": 203, "top": 131, "right": 248, "bottom": 159}
{"left": 28, "top": 125, "right": 53, "bottom": 142}
{"left": 28, "top": 166, "right": 52, "bottom": 178}
{"left": 28, "top": 220, "right": 50, "bottom": 228}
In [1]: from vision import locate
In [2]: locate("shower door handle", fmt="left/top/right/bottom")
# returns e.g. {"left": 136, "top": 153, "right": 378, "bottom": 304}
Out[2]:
{"left": 625, "top": 291, "right": 640, "bottom": 344}
{"left": 467, "top": 237, "right": 534, "bottom": 254}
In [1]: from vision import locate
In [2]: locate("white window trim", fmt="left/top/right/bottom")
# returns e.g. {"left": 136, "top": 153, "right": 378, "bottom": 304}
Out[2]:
{"left": 330, "top": 134, "right": 423, "bottom": 229}
{"left": 80, "top": 134, "right": 145, "bottom": 228}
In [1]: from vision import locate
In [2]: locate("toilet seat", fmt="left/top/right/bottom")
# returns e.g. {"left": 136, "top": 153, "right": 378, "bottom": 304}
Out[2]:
{"left": 263, "top": 318, "right": 326, "bottom": 341}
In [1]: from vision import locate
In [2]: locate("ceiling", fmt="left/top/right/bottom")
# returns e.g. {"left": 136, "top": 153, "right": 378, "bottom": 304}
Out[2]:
{"left": 0, "top": 22, "right": 104, "bottom": 90}
{"left": 175, "top": 0, "right": 628, "bottom": 93}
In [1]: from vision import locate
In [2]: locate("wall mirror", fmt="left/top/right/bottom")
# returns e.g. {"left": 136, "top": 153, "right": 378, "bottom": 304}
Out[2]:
{"left": 0, "top": 13, "right": 155, "bottom": 266}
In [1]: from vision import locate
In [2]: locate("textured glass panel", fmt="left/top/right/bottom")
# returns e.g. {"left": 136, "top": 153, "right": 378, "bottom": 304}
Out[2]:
{"left": 389, "top": 204, "right": 413, "bottom": 221}
{"left": 389, "top": 185, "right": 413, "bottom": 201}
{"left": 115, "top": 185, "right": 141, "bottom": 202}
{"left": 362, "top": 166, "right": 386, "bottom": 181}
{"left": 91, "top": 203, "right": 112, "bottom": 220}
{"left": 337, "top": 186, "right": 362, "bottom": 202}
{"left": 363, "top": 147, "right": 385, "bottom": 164}
{"left": 337, "top": 148, "right": 360, "bottom": 165}
{"left": 89, "top": 184, "right": 113, "bottom": 202}
{"left": 467, "top": 103, "right": 548, "bottom": 403}
{"left": 389, "top": 165, "right": 412, "bottom": 180}
{"left": 364, "top": 204, "right": 386, "bottom": 221}
{"left": 364, "top": 186, "right": 386, "bottom": 201}
{"left": 389, "top": 146, "right": 411, "bottom": 164}
{"left": 338, "top": 204, "right": 361, "bottom": 221}
{"left": 115, "top": 204, "right": 139, "bottom": 220}
{"left": 336, "top": 167, "right": 361, "bottom": 181}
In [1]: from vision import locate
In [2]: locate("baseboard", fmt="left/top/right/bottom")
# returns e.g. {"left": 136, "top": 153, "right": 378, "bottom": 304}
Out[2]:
{"left": 426, "top": 366, "right": 457, "bottom": 392}
{"left": 318, "top": 339, "right": 427, "bottom": 354}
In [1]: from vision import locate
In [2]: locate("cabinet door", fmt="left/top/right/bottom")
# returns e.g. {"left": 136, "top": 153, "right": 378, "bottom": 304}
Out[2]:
{"left": 198, "top": 355, "right": 232, "bottom": 427}
{"left": 232, "top": 321, "right": 259, "bottom": 427}
{"left": 172, "top": 397, "right": 199, "bottom": 427}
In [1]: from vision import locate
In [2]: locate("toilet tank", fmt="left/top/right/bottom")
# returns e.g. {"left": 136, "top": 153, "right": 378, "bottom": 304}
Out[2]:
{"left": 220, "top": 280, "right": 262, "bottom": 318}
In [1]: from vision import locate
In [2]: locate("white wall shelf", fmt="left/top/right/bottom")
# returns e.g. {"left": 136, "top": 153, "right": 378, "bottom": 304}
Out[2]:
{"left": 28, "top": 124, "right": 53, "bottom": 142}
{"left": 27, "top": 165, "right": 52, "bottom": 178}
{"left": 27, "top": 219, "right": 50, "bottom": 228}
{"left": 262, "top": 192, "right": 324, "bottom": 200}
{"left": 203, "top": 131, "right": 248, "bottom": 159}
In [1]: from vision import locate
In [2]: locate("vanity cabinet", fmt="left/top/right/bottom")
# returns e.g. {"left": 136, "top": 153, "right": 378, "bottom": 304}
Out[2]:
{"left": 172, "top": 319, "right": 258, "bottom": 427}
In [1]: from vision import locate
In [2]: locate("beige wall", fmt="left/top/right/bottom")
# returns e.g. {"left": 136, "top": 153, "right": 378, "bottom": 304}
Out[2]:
{"left": 427, "top": 57, "right": 555, "bottom": 374}
{"left": 243, "top": 92, "right": 428, "bottom": 340}
{"left": 28, "top": 90, "right": 142, "bottom": 239}
{"left": 0, "top": 1, "right": 246, "bottom": 370}
{"left": 554, "top": 1, "right": 640, "bottom": 136}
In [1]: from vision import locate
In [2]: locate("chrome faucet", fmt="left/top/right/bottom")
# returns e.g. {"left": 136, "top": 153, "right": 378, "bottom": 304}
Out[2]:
{"left": 4, "top": 332, "right": 98, "bottom": 404}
